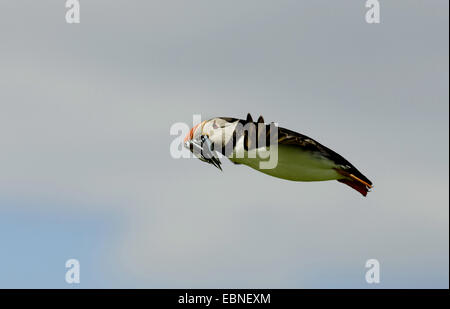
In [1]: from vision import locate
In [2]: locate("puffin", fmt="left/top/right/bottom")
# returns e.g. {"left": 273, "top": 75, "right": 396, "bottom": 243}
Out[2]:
{"left": 184, "top": 113, "right": 373, "bottom": 196}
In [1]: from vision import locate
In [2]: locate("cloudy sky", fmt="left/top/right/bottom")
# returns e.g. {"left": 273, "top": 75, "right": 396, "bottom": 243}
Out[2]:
{"left": 0, "top": 1, "right": 448, "bottom": 288}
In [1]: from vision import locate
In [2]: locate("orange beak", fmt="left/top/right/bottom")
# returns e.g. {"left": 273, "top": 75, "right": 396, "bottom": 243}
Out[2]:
{"left": 184, "top": 122, "right": 201, "bottom": 143}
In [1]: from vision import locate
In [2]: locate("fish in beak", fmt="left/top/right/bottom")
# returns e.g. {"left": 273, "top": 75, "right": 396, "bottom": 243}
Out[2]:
{"left": 184, "top": 122, "right": 222, "bottom": 171}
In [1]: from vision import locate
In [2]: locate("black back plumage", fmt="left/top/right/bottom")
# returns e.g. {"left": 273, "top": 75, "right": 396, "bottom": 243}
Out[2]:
{"left": 217, "top": 113, "right": 372, "bottom": 186}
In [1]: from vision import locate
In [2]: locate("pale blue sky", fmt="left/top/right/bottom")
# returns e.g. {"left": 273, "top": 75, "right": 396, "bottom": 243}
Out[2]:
{"left": 0, "top": 1, "right": 448, "bottom": 288}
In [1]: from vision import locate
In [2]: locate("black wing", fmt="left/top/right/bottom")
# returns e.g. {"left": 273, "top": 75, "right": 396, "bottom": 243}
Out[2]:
{"left": 277, "top": 127, "right": 372, "bottom": 186}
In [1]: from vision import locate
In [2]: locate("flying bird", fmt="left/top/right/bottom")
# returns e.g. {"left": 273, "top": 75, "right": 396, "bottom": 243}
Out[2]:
{"left": 184, "top": 114, "right": 373, "bottom": 196}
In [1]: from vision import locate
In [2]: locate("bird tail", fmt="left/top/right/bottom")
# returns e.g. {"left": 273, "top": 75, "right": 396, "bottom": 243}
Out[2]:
{"left": 336, "top": 169, "right": 373, "bottom": 197}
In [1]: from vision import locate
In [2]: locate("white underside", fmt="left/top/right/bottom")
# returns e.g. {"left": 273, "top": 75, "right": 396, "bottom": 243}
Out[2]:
{"left": 228, "top": 144, "right": 343, "bottom": 182}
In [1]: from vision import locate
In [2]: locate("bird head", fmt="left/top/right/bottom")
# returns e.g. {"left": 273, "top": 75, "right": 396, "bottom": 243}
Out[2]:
{"left": 184, "top": 120, "right": 222, "bottom": 170}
